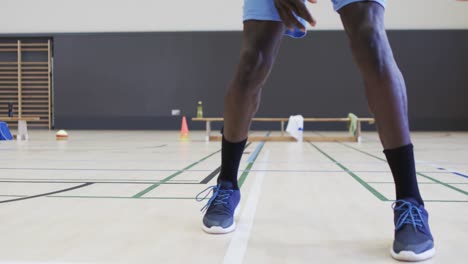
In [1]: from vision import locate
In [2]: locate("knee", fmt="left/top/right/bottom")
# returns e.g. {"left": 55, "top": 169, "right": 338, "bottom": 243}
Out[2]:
{"left": 233, "top": 48, "right": 273, "bottom": 96}
{"left": 349, "top": 23, "right": 391, "bottom": 74}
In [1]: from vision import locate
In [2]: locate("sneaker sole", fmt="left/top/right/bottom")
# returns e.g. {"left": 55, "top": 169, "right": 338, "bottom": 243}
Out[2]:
{"left": 201, "top": 206, "right": 240, "bottom": 235}
{"left": 202, "top": 221, "right": 236, "bottom": 234}
{"left": 391, "top": 247, "right": 435, "bottom": 262}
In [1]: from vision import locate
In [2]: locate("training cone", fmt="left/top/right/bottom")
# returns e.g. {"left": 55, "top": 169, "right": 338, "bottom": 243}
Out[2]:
{"left": 56, "top": 130, "right": 69, "bottom": 140}
{"left": 180, "top": 116, "right": 189, "bottom": 140}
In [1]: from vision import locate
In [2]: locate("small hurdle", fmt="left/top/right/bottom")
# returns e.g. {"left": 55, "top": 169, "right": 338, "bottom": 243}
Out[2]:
{"left": 192, "top": 114, "right": 375, "bottom": 142}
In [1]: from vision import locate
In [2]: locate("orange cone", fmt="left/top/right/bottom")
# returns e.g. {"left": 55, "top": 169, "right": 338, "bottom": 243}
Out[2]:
{"left": 180, "top": 116, "right": 189, "bottom": 140}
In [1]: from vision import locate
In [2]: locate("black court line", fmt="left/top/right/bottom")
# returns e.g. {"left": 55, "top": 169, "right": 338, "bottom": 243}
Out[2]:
{"left": 0, "top": 177, "right": 196, "bottom": 182}
{"left": 200, "top": 166, "right": 221, "bottom": 184}
{"left": 0, "top": 182, "right": 94, "bottom": 204}
{"left": 6, "top": 144, "right": 170, "bottom": 152}
{"left": 0, "top": 168, "right": 212, "bottom": 172}
{"left": 0, "top": 180, "right": 202, "bottom": 185}
{"left": 198, "top": 142, "right": 253, "bottom": 184}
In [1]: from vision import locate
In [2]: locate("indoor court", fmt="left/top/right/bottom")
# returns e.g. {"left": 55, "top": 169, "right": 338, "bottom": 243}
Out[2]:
{"left": 0, "top": 131, "right": 467, "bottom": 263}
{"left": 1, "top": 0, "right": 467, "bottom": 264}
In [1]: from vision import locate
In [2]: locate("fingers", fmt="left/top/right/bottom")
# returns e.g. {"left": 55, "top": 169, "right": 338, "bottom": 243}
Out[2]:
{"left": 278, "top": 6, "right": 303, "bottom": 31}
{"left": 275, "top": 1, "right": 298, "bottom": 31}
{"left": 276, "top": 0, "right": 317, "bottom": 31}
{"left": 308, "top": 0, "right": 317, "bottom": 3}
{"left": 289, "top": 0, "right": 316, "bottom": 27}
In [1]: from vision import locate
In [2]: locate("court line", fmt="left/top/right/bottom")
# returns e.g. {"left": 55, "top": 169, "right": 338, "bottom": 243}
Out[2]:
{"left": 200, "top": 142, "right": 253, "bottom": 184}
{"left": 200, "top": 166, "right": 221, "bottom": 184}
{"left": 340, "top": 143, "right": 468, "bottom": 196}
{"left": 0, "top": 168, "right": 213, "bottom": 172}
{"left": 0, "top": 183, "right": 93, "bottom": 204}
{"left": 415, "top": 160, "right": 468, "bottom": 179}
{"left": 250, "top": 170, "right": 449, "bottom": 173}
{"left": 1, "top": 194, "right": 466, "bottom": 202}
{"left": 0, "top": 194, "right": 202, "bottom": 200}
{"left": 0, "top": 161, "right": 384, "bottom": 165}
{"left": 390, "top": 200, "right": 468, "bottom": 203}
{"left": 0, "top": 170, "right": 451, "bottom": 174}
{"left": 0, "top": 177, "right": 197, "bottom": 182}
{"left": 368, "top": 182, "right": 468, "bottom": 185}
{"left": 15, "top": 144, "right": 169, "bottom": 152}
{"left": 308, "top": 142, "right": 388, "bottom": 201}
{"left": 132, "top": 148, "right": 222, "bottom": 198}
{"left": 52, "top": 195, "right": 202, "bottom": 200}
{"left": 0, "top": 180, "right": 202, "bottom": 185}
{"left": 238, "top": 132, "right": 270, "bottom": 188}
{"left": 436, "top": 167, "right": 468, "bottom": 179}
{"left": 35, "top": 197, "right": 468, "bottom": 203}
{"left": 0, "top": 159, "right": 206, "bottom": 164}
{"left": 223, "top": 151, "right": 269, "bottom": 264}
{"left": 419, "top": 200, "right": 468, "bottom": 203}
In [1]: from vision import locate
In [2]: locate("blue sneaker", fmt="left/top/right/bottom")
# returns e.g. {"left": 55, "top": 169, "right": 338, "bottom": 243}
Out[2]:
{"left": 391, "top": 198, "right": 435, "bottom": 261}
{"left": 196, "top": 181, "right": 240, "bottom": 234}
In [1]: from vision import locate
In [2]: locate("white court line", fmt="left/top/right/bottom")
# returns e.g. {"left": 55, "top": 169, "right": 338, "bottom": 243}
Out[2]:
{"left": 223, "top": 150, "right": 269, "bottom": 264}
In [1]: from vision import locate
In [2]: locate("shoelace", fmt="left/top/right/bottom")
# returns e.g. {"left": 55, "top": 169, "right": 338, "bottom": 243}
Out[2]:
{"left": 392, "top": 200, "right": 425, "bottom": 231}
{"left": 195, "top": 185, "right": 234, "bottom": 213}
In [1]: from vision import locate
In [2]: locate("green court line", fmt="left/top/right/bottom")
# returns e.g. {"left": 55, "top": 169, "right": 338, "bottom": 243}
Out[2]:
{"left": 4, "top": 194, "right": 466, "bottom": 203}
{"left": 340, "top": 143, "right": 468, "bottom": 196}
{"left": 308, "top": 142, "right": 389, "bottom": 201}
{"left": 238, "top": 132, "right": 270, "bottom": 188}
{"left": 50, "top": 195, "right": 202, "bottom": 200}
{"left": 132, "top": 149, "right": 222, "bottom": 198}
{"left": 414, "top": 173, "right": 468, "bottom": 195}
{"left": 368, "top": 182, "right": 468, "bottom": 185}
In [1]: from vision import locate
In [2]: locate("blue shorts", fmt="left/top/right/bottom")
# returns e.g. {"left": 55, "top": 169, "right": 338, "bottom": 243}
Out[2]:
{"left": 243, "top": 0, "right": 387, "bottom": 38}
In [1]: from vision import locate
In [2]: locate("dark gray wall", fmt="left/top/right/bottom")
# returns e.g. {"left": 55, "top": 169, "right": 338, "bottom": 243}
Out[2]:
{"left": 51, "top": 30, "right": 468, "bottom": 130}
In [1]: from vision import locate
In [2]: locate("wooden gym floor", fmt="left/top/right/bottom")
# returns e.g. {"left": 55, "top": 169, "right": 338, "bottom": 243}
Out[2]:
{"left": 0, "top": 130, "right": 466, "bottom": 264}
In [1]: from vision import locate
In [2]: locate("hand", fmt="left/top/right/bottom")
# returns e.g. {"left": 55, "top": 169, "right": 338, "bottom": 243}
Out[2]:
{"left": 274, "top": 0, "right": 317, "bottom": 31}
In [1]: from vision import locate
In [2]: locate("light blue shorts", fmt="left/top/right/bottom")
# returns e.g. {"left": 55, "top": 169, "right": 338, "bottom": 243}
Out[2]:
{"left": 243, "top": 0, "right": 387, "bottom": 38}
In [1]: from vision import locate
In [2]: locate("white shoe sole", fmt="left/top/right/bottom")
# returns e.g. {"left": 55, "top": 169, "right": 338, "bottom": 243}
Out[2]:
{"left": 202, "top": 206, "right": 240, "bottom": 234}
{"left": 391, "top": 247, "right": 435, "bottom": 262}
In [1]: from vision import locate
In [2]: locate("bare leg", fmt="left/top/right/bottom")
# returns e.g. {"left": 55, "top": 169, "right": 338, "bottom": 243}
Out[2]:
{"left": 339, "top": 4, "right": 434, "bottom": 261}
{"left": 217, "top": 21, "right": 285, "bottom": 189}
{"left": 339, "top": 2, "right": 423, "bottom": 203}
{"left": 223, "top": 21, "right": 285, "bottom": 142}
{"left": 339, "top": 2, "right": 410, "bottom": 149}
{"left": 200, "top": 21, "right": 285, "bottom": 234}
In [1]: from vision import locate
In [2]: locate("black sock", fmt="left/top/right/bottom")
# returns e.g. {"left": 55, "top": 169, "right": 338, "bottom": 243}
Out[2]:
{"left": 218, "top": 136, "right": 247, "bottom": 190}
{"left": 384, "top": 143, "right": 424, "bottom": 205}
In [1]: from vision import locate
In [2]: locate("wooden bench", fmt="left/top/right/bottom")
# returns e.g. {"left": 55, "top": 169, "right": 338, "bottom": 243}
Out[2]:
{"left": 0, "top": 117, "right": 41, "bottom": 140}
{"left": 192, "top": 116, "right": 375, "bottom": 142}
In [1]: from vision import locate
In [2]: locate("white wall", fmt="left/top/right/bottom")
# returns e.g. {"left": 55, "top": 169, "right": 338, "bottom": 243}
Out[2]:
{"left": 1, "top": 0, "right": 468, "bottom": 34}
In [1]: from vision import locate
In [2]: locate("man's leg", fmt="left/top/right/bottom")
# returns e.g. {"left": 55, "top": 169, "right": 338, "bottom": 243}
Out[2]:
{"left": 219, "top": 21, "right": 285, "bottom": 189}
{"left": 199, "top": 21, "right": 285, "bottom": 234}
{"left": 338, "top": 2, "right": 434, "bottom": 261}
